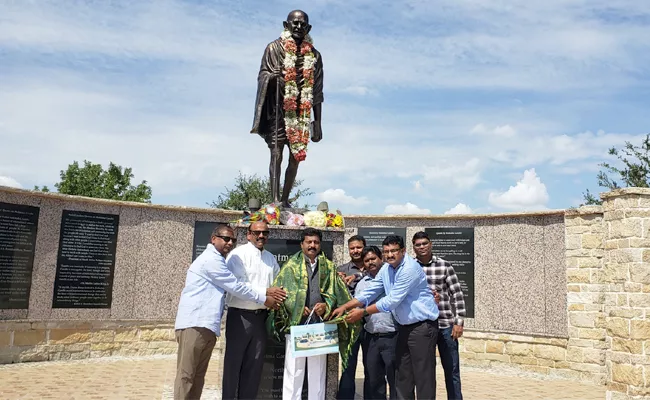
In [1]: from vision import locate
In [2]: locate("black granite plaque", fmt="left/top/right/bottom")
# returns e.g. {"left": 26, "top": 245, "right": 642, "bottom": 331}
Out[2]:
{"left": 52, "top": 210, "right": 119, "bottom": 308}
{"left": 425, "top": 227, "right": 475, "bottom": 318}
{"left": 357, "top": 227, "right": 407, "bottom": 247}
{"left": 0, "top": 202, "right": 40, "bottom": 309}
{"left": 191, "top": 221, "right": 228, "bottom": 261}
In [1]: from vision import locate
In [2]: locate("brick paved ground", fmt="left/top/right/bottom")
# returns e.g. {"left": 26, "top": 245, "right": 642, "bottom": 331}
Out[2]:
{"left": 0, "top": 355, "right": 605, "bottom": 400}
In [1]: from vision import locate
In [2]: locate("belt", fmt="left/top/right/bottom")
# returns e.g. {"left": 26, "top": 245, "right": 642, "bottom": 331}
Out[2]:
{"left": 367, "top": 331, "right": 397, "bottom": 338}
{"left": 228, "top": 307, "right": 268, "bottom": 315}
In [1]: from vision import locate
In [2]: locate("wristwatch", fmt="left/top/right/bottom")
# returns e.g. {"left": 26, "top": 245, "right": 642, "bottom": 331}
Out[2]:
{"left": 363, "top": 309, "right": 369, "bottom": 317}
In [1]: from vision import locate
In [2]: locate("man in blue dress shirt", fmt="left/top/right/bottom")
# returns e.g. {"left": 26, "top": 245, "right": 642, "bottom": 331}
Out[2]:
{"left": 173, "top": 224, "right": 284, "bottom": 400}
{"left": 331, "top": 235, "right": 439, "bottom": 400}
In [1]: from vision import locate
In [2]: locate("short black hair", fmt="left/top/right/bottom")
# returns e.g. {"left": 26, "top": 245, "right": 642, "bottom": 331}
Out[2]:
{"left": 412, "top": 231, "right": 430, "bottom": 242}
{"left": 212, "top": 223, "right": 233, "bottom": 237}
{"left": 361, "top": 245, "right": 382, "bottom": 260}
{"left": 301, "top": 227, "right": 322, "bottom": 242}
{"left": 382, "top": 235, "right": 404, "bottom": 249}
{"left": 347, "top": 235, "right": 366, "bottom": 246}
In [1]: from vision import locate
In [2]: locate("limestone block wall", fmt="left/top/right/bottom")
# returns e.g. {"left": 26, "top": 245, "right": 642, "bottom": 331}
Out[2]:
{"left": 600, "top": 190, "right": 650, "bottom": 399}
{"left": 0, "top": 320, "right": 179, "bottom": 363}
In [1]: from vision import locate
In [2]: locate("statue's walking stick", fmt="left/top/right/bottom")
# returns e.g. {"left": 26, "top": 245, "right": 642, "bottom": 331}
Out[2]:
{"left": 273, "top": 75, "right": 280, "bottom": 204}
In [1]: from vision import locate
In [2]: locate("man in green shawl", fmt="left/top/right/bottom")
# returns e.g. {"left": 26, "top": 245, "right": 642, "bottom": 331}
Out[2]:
{"left": 266, "top": 227, "right": 360, "bottom": 400}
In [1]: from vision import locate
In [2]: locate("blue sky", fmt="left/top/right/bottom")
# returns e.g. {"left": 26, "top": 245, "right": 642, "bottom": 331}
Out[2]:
{"left": 1, "top": 0, "right": 649, "bottom": 215}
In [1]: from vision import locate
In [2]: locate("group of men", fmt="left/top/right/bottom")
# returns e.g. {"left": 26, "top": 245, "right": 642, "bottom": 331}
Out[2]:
{"left": 173, "top": 221, "right": 466, "bottom": 400}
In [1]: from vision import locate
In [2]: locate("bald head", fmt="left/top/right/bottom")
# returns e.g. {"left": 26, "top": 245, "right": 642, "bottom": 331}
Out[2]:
{"left": 247, "top": 221, "right": 270, "bottom": 250}
{"left": 287, "top": 10, "right": 309, "bottom": 23}
{"left": 283, "top": 9, "right": 311, "bottom": 42}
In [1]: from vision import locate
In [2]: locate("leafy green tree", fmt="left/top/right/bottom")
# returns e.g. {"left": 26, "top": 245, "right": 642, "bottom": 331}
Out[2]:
{"left": 35, "top": 160, "right": 152, "bottom": 203}
{"left": 582, "top": 133, "right": 650, "bottom": 205}
{"left": 210, "top": 171, "right": 314, "bottom": 210}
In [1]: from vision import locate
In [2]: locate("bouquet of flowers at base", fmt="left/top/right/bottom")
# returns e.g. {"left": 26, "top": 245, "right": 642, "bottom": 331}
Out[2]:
{"left": 260, "top": 203, "right": 281, "bottom": 225}
{"left": 303, "top": 210, "right": 327, "bottom": 227}
{"left": 325, "top": 210, "right": 345, "bottom": 228}
{"left": 241, "top": 203, "right": 280, "bottom": 225}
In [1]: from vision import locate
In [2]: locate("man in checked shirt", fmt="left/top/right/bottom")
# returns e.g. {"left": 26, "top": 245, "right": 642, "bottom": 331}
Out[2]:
{"left": 412, "top": 231, "right": 465, "bottom": 400}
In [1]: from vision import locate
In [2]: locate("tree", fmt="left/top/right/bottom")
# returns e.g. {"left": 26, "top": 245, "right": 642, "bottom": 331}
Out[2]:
{"left": 210, "top": 171, "right": 314, "bottom": 210}
{"left": 582, "top": 133, "right": 650, "bottom": 206}
{"left": 35, "top": 160, "right": 152, "bottom": 203}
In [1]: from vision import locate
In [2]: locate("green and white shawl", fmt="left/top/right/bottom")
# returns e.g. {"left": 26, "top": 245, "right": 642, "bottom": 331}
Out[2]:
{"left": 265, "top": 250, "right": 361, "bottom": 369}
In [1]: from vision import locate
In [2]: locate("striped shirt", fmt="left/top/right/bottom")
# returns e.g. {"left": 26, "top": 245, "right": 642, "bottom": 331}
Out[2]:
{"left": 417, "top": 256, "right": 466, "bottom": 328}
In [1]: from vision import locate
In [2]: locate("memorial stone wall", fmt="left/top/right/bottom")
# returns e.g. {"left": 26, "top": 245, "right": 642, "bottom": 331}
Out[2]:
{"left": 1, "top": 185, "right": 650, "bottom": 399}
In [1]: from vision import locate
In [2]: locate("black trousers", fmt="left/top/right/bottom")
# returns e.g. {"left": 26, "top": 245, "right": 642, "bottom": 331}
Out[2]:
{"left": 221, "top": 307, "right": 269, "bottom": 400}
{"left": 361, "top": 331, "right": 397, "bottom": 400}
{"left": 395, "top": 319, "right": 438, "bottom": 400}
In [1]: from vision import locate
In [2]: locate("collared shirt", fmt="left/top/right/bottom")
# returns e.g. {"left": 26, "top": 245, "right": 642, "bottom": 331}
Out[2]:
{"left": 174, "top": 243, "right": 266, "bottom": 335}
{"left": 417, "top": 256, "right": 466, "bottom": 328}
{"left": 337, "top": 261, "right": 364, "bottom": 295}
{"left": 225, "top": 242, "right": 280, "bottom": 310}
{"left": 355, "top": 255, "right": 439, "bottom": 326}
{"left": 355, "top": 274, "right": 396, "bottom": 334}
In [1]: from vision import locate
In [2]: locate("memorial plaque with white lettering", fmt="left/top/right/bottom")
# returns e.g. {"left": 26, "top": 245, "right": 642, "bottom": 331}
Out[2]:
{"left": 52, "top": 210, "right": 119, "bottom": 308}
{"left": 357, "top": 227, "right": 407, "bottom": 247}
{"left": 0, "top": 202, "right": 40, "bottom": 309}
{"left": 425, "top": 227, "right": 475, "bottom": 318}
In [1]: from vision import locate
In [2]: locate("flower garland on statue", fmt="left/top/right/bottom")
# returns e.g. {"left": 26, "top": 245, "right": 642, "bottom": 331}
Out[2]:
{"left": 281, "top": 29, "right": 316, "bottom": 162}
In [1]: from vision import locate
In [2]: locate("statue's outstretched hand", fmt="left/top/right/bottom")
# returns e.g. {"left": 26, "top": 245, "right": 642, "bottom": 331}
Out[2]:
{"left": 311, "top": 121, "right": 322, "bottom": 142}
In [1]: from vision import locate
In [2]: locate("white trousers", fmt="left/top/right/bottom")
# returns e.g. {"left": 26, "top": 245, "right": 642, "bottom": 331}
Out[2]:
{"left": 283, "top": 335, "right": 327, "bottom": 400}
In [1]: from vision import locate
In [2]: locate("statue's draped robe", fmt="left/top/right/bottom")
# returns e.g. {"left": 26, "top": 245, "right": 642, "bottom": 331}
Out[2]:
{"left": 265, "top": 251, "right": 360, "bottom": 369}
{"left": 250, "top": 38, "right": 324, "bottom": 145}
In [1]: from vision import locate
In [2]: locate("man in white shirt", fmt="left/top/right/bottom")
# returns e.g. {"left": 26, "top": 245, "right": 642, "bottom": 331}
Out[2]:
{"left": 222, "top": 221, "right": 286, "bottom": 400}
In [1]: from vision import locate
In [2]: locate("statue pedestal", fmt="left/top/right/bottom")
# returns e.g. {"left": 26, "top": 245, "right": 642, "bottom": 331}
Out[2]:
{"left": 233, "top": 224, "right": 346, "bottom": 400}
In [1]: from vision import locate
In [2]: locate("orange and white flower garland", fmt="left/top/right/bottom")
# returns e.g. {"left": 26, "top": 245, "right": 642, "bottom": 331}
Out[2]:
{"left": 281, "top": 29, "right": 316, "bottom": 162}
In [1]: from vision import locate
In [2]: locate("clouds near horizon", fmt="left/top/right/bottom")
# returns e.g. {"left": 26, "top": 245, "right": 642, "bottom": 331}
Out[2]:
{"left": 1, "top": 0, "right": 649, "bottom": 214}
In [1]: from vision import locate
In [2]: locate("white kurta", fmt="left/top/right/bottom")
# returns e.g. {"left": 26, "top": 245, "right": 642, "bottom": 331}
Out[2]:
{"left": 283, "top": 335, "right": 327, "bottom": 400}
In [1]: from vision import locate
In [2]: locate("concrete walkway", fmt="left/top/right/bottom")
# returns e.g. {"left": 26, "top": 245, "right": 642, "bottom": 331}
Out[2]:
{"left": 0, "top": 355, "right": 605, "bottom": 399}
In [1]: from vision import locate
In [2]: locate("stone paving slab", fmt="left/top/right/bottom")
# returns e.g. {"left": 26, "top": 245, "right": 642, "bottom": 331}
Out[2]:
{"left": 0, "top": 355, "right": 605, "bottom": 399}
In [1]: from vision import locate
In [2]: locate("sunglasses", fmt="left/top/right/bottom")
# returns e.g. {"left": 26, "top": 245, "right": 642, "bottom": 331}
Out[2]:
{"left": 217, "top": 235, "right": 237, "bottom": 244}
{"left": 249, "top": 230, "right": 270, "bottom": 236}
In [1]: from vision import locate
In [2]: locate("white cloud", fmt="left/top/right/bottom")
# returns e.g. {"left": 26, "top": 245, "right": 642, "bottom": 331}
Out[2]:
{"left": 1, "top": 0, "right": 648, "bottom": 212}
{"left": 317, "top": 189, "right": 369, "bottom": 207}
{"left": 384, "top": 202, "right": 432, "bottom": 215}
{"left": 488, "top": 168, "right": 550, "bottom": 210}
{"left": 342, "top": 86, "right": 377, "bottom": 96}
{"left": 0, "top": 176, "right": 22, "bottom": 188}
{"left": 444, "top": 203, "right": 473, "bottom": 215}
{"left": 471, "top": 123, "right": 517, "bottom": 137}
{"left": 421, "top": 158, "right": 482, "bottom": 190}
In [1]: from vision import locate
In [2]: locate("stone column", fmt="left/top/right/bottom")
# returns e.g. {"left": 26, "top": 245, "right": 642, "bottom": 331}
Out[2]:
{"left": 601, "top": 189, "right": 650, "bottom": 399}
{"left": 565, "top": 205, "right": 607, "bottom": 384}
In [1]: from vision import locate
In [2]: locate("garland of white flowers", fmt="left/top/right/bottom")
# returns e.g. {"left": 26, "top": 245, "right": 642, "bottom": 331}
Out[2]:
{"left": 280, "top": 29, "right": 316, "bottom": 162}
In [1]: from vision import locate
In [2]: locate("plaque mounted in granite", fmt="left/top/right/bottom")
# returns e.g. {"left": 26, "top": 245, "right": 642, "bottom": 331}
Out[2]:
{"left": 425, "top": 227, "right": 475, "bottom": 318}
{"left": 191, "top": 221, "right": 228, "bottom": 262}
{"left": 0, "top": 202, "right": 40, "bottom": 309}
{"left": 357, "top": 227, "right": 407, "bottom": 247}
{"left": 52, "top": 210, "right": 119, "bottom": 308}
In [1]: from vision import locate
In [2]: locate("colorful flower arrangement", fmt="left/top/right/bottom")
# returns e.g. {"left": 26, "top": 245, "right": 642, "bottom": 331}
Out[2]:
{"left": 234, "top": 204, "right": 345, "bottom": 229}
{"left": 280, "top": 29, "right": 316, "bottom": 162}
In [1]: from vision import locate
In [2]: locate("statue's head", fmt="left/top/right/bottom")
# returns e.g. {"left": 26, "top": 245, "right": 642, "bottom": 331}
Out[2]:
{"left": 283, "top": 10, "right": 311, "bottom": 41}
